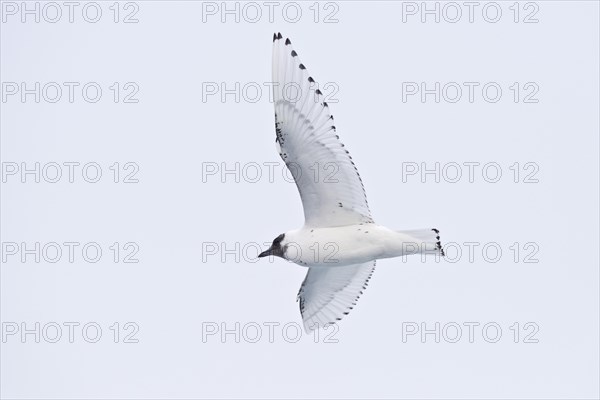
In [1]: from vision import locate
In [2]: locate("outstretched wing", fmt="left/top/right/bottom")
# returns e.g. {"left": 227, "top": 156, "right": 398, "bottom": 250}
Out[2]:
{"left": 297, "top": 261, "right": 376, "bottom": 332}
{"left": 272, "top": 33, "right": 373, "bottom": 228}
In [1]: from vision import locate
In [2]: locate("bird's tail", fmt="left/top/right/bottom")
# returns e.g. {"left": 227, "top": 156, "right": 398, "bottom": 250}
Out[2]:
{"left": 397, "top": 228, "right": 444, "bottom": 257}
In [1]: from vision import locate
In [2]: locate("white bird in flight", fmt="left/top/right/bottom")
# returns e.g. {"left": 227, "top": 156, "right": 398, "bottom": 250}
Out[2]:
{"left": 259, "top": 33, "right": 444, "bottom": 332}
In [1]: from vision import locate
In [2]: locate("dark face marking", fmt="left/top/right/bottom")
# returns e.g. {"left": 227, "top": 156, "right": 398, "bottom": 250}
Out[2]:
{"left": 258, "top": 233, "right": 286, "bottom": 258}
{"left": 273, "top": 233, "right": 285, "bottom": 246}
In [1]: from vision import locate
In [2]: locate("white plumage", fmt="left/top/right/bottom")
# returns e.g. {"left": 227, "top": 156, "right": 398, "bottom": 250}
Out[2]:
{"left": 260, "top": 33, "right": 444, "bottom": 332}
{"left": 271, "top": 33, "right": 372, "bottom": 228}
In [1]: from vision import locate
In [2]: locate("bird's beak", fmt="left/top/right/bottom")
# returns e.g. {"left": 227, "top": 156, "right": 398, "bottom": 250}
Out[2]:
{"left": 258, "top": 248, "right": 273, "bottom": 258}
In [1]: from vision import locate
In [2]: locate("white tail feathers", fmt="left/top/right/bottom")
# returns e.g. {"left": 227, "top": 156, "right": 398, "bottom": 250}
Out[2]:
{"left": 398, "top": 228, "right": 444, "bottom": 256}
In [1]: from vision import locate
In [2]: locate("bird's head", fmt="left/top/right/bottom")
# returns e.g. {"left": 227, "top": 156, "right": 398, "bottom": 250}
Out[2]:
{"left": 258, "top": 233, "right": 287, "bottom": 259}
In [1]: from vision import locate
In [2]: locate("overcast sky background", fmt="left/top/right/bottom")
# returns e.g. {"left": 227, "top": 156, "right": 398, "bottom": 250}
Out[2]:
{"left": 1, "top": 1, "right": 599, "bottom": 399}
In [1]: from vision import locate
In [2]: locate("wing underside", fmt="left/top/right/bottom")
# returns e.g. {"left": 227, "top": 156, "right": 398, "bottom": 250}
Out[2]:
{"left": 297, "top": 260, "right": 376, "bottom": 331}
{"left": 272, "top": 33, "right": 374, "bottom": 228}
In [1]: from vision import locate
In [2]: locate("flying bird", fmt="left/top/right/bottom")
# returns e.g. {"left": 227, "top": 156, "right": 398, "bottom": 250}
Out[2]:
{"left": 259, "top": 33, "right": 444, "bottom": 332}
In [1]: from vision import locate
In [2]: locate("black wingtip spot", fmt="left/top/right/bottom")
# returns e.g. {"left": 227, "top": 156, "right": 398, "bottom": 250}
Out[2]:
{"left": 323, "top": 102, "right": 328, "bottom": 107}
{"left": 285, "top": 38, "right": 291, "bottom": 45}
{"left": 315, "top": 89, "right": 322, "bottom": 95}
{"left": 291, "top": 50, "right": 297, "bottom": 57}
{"left": 299, "top": 63, "right": 306, "bottom": 70}
{"left": 438, "top": 240, "right": 445, "bottom": 257}
{"left": 308, "top": 76, "right": 315, "bottom": 83}
{"left": 277, "top": 32, "right": 282, "bottom": 40}
{"left": 432, "top": 229, "right": 444, "bottom": 257}
{"left": 273, "top": 33, "right": 277, "bottom": 42}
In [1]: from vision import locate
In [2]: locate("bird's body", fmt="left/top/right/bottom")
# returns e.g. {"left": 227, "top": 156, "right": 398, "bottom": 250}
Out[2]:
{"left": 281, "top": 225, "right": 442, "bottom": 268}
{"left": 259, "top": 33, "right": 445, "bottom": 331}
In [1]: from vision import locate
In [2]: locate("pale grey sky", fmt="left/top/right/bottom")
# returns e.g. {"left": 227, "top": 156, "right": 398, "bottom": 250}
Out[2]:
{"left": 1, "top": 1, "right": 599, "bottom": 399}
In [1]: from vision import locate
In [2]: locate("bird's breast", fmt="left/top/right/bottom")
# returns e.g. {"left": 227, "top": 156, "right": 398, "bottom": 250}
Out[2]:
{"left": 286, "top": 225, "right": 388, "bottom": 267}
